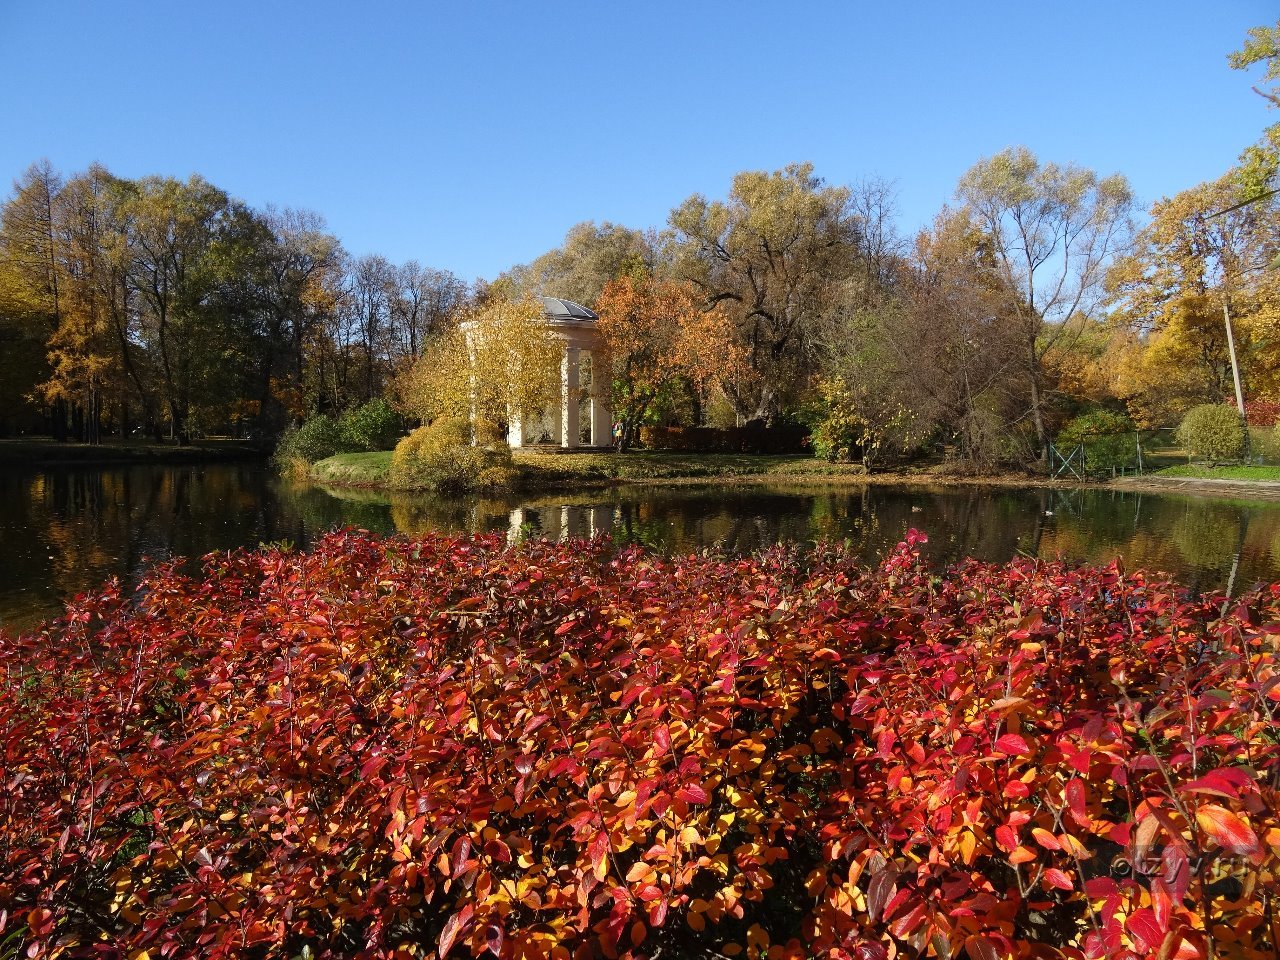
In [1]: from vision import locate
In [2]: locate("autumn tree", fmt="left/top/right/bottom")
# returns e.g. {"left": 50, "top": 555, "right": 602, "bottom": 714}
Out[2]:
{"left": 1230, "top": 19, "right": 1280, "bottom": 202}
{"left": 956, "top": 147, "right": 1134, "bottom": 461}
{"left": 118, "top": 175, "right": 242, "bottom": 440}
{"left": 670, "top": 163, "right": 863, "bottom": 421}
{"left": 500, "top": 221, "right": 662, "bottom": 307}
{"left": 252, "top": 207, "right": 344, "bottom": 423}
{"left": 398, "top": 297, "right": 561, "bottom": 435}
{"left": 1107, "top": 171, "right": 1280, "bottom": 423}
{"left": 37, "top": 165, "right": 126, "bottom": 443}
{"left": 0, "top": 161, "right": 64, "bottom": 435}
{"left": 594, "top": 274, "right": 749, "bottom": 439}
{"left": 897, "top": 208, "right": 1027, "bottom": 463}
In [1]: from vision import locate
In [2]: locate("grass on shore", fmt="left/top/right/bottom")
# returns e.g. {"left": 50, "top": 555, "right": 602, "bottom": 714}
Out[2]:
{"left": 309, "top": 449, "right": 873, "bottom": 490}
{"left": 1154, "top": 463, "right": 1280, "bottom": 482}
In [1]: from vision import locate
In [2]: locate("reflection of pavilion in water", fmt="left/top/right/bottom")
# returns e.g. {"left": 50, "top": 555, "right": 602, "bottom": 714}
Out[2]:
{"left": 507, "top": 503, "right": 617, "bottom": 542}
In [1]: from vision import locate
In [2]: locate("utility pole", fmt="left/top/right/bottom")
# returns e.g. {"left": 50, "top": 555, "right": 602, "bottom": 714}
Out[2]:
{"left": 1221, "top": 294, "right": 1252, "bottom": 460}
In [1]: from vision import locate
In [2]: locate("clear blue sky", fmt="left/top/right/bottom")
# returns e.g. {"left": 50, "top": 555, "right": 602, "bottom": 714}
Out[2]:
{"left": 1, "top": 1, "right": 1275, "bottom": 282}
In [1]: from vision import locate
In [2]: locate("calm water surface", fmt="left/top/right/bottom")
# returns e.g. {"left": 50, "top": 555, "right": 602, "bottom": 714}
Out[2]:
{"left": 2, "top": 462, "right": 1279, "bottom": 631}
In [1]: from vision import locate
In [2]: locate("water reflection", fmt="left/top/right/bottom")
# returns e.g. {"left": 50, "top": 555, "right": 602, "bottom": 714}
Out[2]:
{"left": 1, "top": 463, "right": 1278, "bottom": 631}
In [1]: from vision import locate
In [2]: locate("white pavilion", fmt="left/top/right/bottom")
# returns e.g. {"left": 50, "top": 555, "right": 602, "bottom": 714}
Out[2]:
{"left": 504, "top": 297, "right": 613, "bottom": 450}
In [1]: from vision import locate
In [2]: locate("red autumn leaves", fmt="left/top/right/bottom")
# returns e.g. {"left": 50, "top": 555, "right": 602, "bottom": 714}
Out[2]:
{"left": 2, "top": 530, "right": 1279, "bottom": 959}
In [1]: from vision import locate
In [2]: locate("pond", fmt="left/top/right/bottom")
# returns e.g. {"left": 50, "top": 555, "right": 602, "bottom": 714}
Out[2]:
{"left": 2, "top": 462, "right": 1279, "bottom": 632}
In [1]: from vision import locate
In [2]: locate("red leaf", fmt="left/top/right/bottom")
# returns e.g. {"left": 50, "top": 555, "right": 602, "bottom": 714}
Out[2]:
{"left": 653, "top": 724, "right": 671, "bottom": 753}
{"left": 867, "top": 866, "right": 899, "bottom": 921}
{"left": 439, "top": 905, "right": 472, "bottom": 957}
{"left": 1083, "top": 877, "right": 1118, "bottom": 898}
{"left": 676, "top": 783, "right": 709, "bottom": 805}
{"left": 485, "top": 923, "right": 504, "bottom": 956}
{"left": 1178, "top": 768, "right": 1248, "bottom": 800}
{"left": 451, "top": 835, "right": 472, "bottom": 878}
{"left": 964, "top": 935, "right": 1003, "bottom": 960}
{"left": 994, "top": 734, "right": 1030, "bottom": 756}
{"left": 1043, "top": 868, "right": 1074, "bottom": 891}
{"left": 994, "top": 824, "right": 1018, "bottom": 851}
{"left": 1195, "top": 804, "right": 1259, "bottom": 856}
{"left": 1065, "top": 778, "right": 1088, "bottom": 826}
{"left": 889, "top": 901, "right": 928, "bottom": 939}
{"left": 1126, "top": 908, "right": 1164, "bottom": 953}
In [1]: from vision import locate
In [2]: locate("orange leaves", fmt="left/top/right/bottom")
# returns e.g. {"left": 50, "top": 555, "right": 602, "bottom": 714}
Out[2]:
{"left": 1195, "top": 804, "right": 1261, "bottom": 857}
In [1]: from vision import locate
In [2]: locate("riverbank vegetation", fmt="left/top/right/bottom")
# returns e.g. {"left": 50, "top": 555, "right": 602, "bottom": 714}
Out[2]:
{"left": 309, "top": 449, "right": 873, "bottom": 493}
{"left": 1155, "top": 463, "right": 1280, "bottom": 482}
{"left": 2, "top": 22, "right": 1279, "bottom": 476}
{"left": 3, "top": 530, "right": 1278, "bottom": 957}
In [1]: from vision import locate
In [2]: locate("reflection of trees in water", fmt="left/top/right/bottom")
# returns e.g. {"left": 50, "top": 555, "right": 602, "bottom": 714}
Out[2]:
{"left": 2, "top": 465, "right": 373, "bottom": 628}
{"left": 388, "top": 496, "right": 511, "bottom": 539}
{"left": 1038, "top": 493, "right": 1274, "bottom": 594}
{"left": 6, "top": 466, "right": 1280, "bottom": 630}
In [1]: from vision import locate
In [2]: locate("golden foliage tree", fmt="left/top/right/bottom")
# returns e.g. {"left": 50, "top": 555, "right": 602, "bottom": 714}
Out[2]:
{"left": 398, "top": 296, "right": 562, "bottom": 434}
{"left": 1107, "top": 172, "right": 1280, "bottom": 423}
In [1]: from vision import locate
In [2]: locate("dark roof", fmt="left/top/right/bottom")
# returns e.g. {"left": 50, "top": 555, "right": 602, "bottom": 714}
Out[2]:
{"left": 539, "top": 296, "right": 598, "bottom": 322}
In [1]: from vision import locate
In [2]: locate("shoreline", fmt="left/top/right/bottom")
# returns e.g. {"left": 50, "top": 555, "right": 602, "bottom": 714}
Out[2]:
{"left": 1107, "top": 474, "right": 1280, "bottom": 501}
{"left": 0, "top": 438, "right": 265, "bottom": 467}
{"left": 305, "top": 450, "right": 1280, "bottom": 502}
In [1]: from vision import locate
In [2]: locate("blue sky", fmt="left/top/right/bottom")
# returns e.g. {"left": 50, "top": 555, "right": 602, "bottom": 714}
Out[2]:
{"left": 1, "top": 1, "right": 1275, "bottom": 281}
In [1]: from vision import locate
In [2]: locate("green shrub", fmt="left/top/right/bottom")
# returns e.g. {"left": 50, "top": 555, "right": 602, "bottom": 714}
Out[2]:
{"left": 390, "top": 418, "right": 515, "bottom": 494}
{"left": 273, "top": 414, "right": 346, "bottom": 470}
{"left": 807, "top": 377, "right": 924, "bottom": 467}
{"left": 1176, "top": 403, "right": 1247, "bottom": 463}
{"left": 337, "top": 399, "right": 403, "bottom": 452}
{"left": 1055, "top": 408, "right": 1137, "bottom": 473}
{"left": 1256, "top": 424, "right": 1280, "bottom": 464}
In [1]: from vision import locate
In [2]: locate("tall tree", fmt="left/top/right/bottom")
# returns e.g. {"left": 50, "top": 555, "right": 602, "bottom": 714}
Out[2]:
{"left": 389, "top": 261, "right": 468, "bottom": 359}
{"left": 346, "top": 254, "right": 396, "bottom": 403}
{"left": 899, "top": 208, "right": 1026, "bottom": 463}
{"left": 670, "top": 163, "right": 863, "bottom": 421}
{"left": 1230, "top": 19, "right": 1280, "bottom": 202}
{"left": 121, "top": 174, "right": 235, "bottom": 440}
{"left": 1107, "top": 171, "right": 1280, "bottom": 421}
{"left": 500, "top": 221, "right": 660, "bottom": 307}
{"left": 0, "top": 161, "right": 64, "bottom": 435}
{"left": 956, "top": 147, "right": 1134, "bottom": 460}
{"left": 37, "top": 165, "right": 123, "bottom": 442}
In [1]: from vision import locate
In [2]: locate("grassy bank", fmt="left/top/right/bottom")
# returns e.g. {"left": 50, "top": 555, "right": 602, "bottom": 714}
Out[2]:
{"left": 0, "top": 437, "right": 264, "bottom": 466}
{"left": 309, "top": 448, "right": 873, "bottom": 490}
{"left": 1154, "top": 463, "right": 1280, "bottom": 482}
{"left": 307, "top": 448, "right": 1105, "bottom": 494}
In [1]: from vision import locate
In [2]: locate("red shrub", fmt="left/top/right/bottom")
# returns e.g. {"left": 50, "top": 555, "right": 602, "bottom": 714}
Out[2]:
{"left": 638, "top": 423, "right": 808, "bottom": 454}
{"left": 1243, "top": 400, "right": 1280, "bottom": 427}
{"left": 2, "top": 531, "right": 1279, "bottom": 959}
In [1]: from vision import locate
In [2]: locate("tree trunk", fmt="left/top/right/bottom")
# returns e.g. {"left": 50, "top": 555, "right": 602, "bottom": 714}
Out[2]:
{"left": 1028, "top": 338, "right": 1049, "bottom": 468}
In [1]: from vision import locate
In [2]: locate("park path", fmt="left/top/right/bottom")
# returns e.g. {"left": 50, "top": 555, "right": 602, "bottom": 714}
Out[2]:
{"left": 1111, "top": 475, "right": 1280, "bottom": 502}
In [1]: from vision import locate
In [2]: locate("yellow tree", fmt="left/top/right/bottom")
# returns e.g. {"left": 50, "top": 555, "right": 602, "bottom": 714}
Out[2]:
{"left": 0, "top": 161, "right": 64, "bottom": 434}
{"left": 398, "top": 296, "right": 562, "bottom": 435}
{"left": 1107, "top": 172, "right": 1280, "bottom": 423}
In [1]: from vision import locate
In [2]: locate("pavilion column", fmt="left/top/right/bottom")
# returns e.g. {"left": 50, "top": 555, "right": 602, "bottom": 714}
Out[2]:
{"left": 561, "top": 344, "right": 580, "bottom": 449}
{"left": 589, "top": 351, "right": 611, "bottom": 447}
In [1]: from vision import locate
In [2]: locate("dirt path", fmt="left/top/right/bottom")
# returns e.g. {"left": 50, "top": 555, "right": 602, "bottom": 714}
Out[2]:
{"left": 1108, "top": 475, "right": 1280, "bottom": 501}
